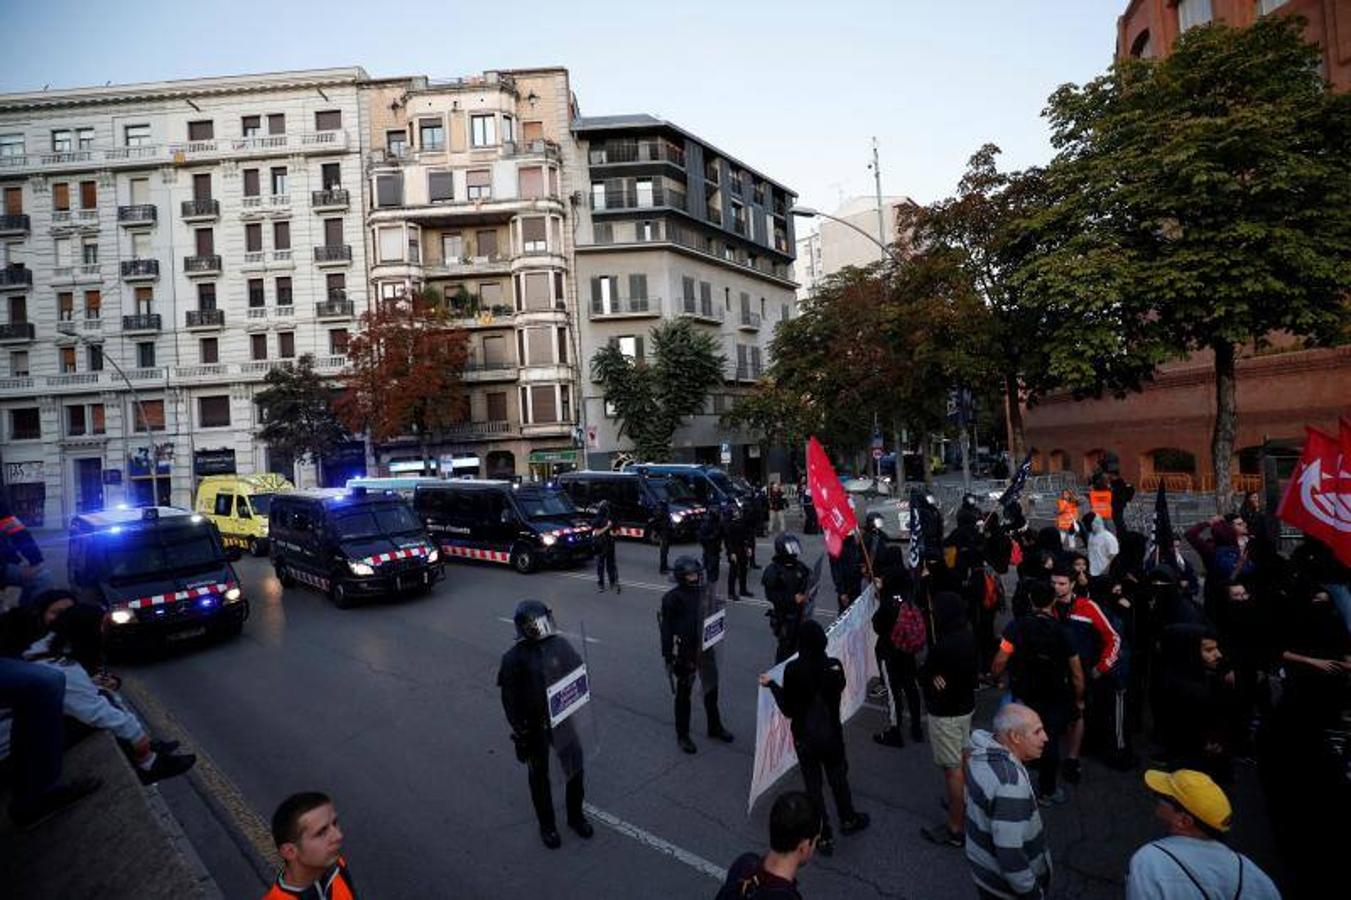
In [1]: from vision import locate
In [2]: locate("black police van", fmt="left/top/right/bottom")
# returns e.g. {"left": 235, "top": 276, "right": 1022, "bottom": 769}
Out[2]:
{"left": 413, "top": 480, "right": 594, "bottom": 574}
{"left": 68, "top": 506, "right": 248, "bottom": 650}
{"left": 268, "top": 488, "right": 442, "bottom": 608}
{"left": 624, "top": 463, "right": 744, "bottom": 514}
{"left": 556, "top": 471, "right": 708, "bottom": 543}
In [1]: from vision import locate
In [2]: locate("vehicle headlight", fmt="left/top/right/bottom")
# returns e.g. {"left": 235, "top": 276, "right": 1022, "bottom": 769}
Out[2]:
{"left": 541, "top": 534, "right": 558, "bottom": 547}
{"left": 426, "top": 549, "right": 439, "bottom": 563}
{"left": 349, "top": 561, "right": 375, "bottom": 576}
{"left": 670, "top": 511, "right": 685, "bottom": 524}
{"left": 110, "top": 609, "right": 134, "bottom": 625}
{"left": 224, "top": 586, "right": 242, "bottom": 602}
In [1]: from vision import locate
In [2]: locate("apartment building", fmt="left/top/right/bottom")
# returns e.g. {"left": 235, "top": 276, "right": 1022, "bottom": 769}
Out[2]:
{"left": 571, "top": 115, "right": 798, "bottom": 480}
{"left": 360, "top": 69, "right": 584, "bottom": 480}
{"left": 0, "top": 69, "right": 369, "bottom": 524}
{"left": 791, "top": 195, "right": 916, "bottom": 302}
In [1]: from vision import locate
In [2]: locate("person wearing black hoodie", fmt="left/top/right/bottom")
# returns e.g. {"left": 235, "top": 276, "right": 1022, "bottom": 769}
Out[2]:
{"left": 1151, "top": 623, "right": 1236, "bottom": 781}
{"left": 870, "top": 560, "right": 923, "bottom": 748}
{"left": 919, "top": 591, "right": 977, "bottom": 847}
{"left": 760, "top": 620, "right": 870, "bottom": 856}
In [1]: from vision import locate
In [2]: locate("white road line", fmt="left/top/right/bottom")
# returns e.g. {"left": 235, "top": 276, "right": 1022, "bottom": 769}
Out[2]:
{"left": 547, "top": 571, "right": 836, "bottom": 621}
{"left": 582, "top": 803, "right": 727, "bottom": 882}
{"left": 495, "top": 616, "right": 600, "bottom": 644}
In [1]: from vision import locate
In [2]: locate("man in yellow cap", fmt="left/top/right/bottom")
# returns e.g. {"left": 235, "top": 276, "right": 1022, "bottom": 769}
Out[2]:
{"left": 1126, "top": 769, "right": 1280, "bottom": 899}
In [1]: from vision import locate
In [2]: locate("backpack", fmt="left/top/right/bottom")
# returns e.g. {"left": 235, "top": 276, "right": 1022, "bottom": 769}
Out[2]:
{"left": 1010, "top": 615, "right": 1069, "bottom": 704}
{"left": 981, "top": 569, "right": 1002, "bottom": 612}
{"left": 890, "top": 599, "right": 927, "bottom": 654}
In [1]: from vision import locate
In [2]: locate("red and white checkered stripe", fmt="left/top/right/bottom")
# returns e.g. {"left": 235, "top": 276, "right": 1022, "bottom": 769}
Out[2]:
{"left": 548, "top": 526, "right": 591, "bottom": 538}
{"left": 123, "top": 582, "right": 234, "bottom": 611}
{"left": 358, "top": 546, "right": 431, "bottom": 567}
{"left": 440, "top": 543, "right": 511, "bottom": 564}
{"left": 614, "top": 526, "right": 646, "bottom": 538}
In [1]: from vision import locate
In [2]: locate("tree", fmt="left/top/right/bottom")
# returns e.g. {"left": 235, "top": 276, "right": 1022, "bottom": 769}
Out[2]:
{"left": 590, "top": 318, "right": 725, "bottom": 460}
{"left": 255, "top": 354, "right": 348, "bottom": 481}
{"left": 719, "top": 378, "right": 820, "bottom": 467}
{"left": 1027, "top": 15, "right": 1351, "bottom": 505}
{"left": 336, "top": 291, "right": 471, "bottom": 470}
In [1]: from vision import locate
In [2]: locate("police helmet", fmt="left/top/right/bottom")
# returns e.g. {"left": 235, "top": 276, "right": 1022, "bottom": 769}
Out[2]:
{"left": 865, "top": 512, "right": 885, "bottom": 532}
{"left": 672, "top": 555, "right": 704, "bottom": 585}
{"left": 596, "top": 499, "right": 611, "bottom": 517}
{"left": 774, "top": 533, "right": 803, "bottom": 558}
{"left": 513, "top": 599, "right": 558, "bottom": 642}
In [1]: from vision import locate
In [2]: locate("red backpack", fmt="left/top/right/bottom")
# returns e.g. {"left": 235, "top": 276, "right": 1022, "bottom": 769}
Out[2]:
{"left": 890, "top": 599, "right": 927, "bottom": 654}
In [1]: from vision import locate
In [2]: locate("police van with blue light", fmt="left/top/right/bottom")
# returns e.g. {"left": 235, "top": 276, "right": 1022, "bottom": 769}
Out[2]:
{"left": 67, "top": 506, "right": 248, "bottom": 650}
{"left": 268, "top": 487, "right": 442, "bottom": 608}
{"left": 555, "top": 470, "right": 708, "bottom": 542}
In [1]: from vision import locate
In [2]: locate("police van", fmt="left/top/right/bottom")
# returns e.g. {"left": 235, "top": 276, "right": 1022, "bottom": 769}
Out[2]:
{"left": 413, "top": 480, "right": 594, "bottom": 574}
{"left": 624, "top": 463, "right": 743, "bottom": 513}
{"left": 67, "top": 507, "right": 248, "bottom": 650}
{"left": 345, "top": 476, "right": 441, "bottom": 502}
{"left": 268, "top": 488, "right": 442, "bottom": 608}
{"left": 556, "top": 471, "right": 708, "bottom": 543}
{"left": 195, "top": 472, "right": 294, "bottom": 556}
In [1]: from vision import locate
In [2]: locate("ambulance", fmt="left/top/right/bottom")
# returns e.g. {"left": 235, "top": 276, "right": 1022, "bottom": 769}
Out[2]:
{"left": 195, "top": 473, "right": 294, "bottom": 555}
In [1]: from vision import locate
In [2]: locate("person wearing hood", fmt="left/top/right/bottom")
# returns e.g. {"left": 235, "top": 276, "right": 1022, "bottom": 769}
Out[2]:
{"left": 759, "top": 620, "right": 870, "bottom": 856}
{"left": 1152, "top": 623, "right": 1235, "bottom": 780}
{"left": 919, "top": 591, "right": 978, "bottom": 848}
{"left": 1185, "top": 515, "right": 1254, "bottom": 622}
{"left": 763, "top": 534, "right": 813, "bottom": 663}
{"left": 1083, "top": 513, "right": 1119, "bottom": 577}
{"left": 830, "top": 532, "right": 864, "bottom": 613}
{"left": 964, "top": 703, "right": 1053, "bottom": 900}
{"left": 870, "top": 560, "right": 924, "bottom": 748}
{"left": 1277, "top": 582, "right": 1349, "bottom": 731}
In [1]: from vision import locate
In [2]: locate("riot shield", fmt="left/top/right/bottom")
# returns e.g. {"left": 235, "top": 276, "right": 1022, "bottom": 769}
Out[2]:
{"left": 802, "top": 554, "right": 826, "bottom": 619}
{"left": 537, "top": 626, "right": 600, "bottom": 781}
{"left": 696, "top": 582, "right": 725, "bottom": 700}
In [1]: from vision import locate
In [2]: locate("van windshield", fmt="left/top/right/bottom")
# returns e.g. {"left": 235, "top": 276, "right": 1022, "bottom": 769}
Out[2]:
{"left": 706, "top": 470, "right": 736, "bottom": 498}
{"left": 102, "top": 526, "right": 222, "bottom": 584}
{"left": 249, "top": 494, "right": 274, "bottom": 516}
{"left": 648, "top": 478, "right": 693, "bottom": 502}
{"left": 332, "top": 504, "right": 422, "bottom": 540}
{"left": 516, "top": 491, "right": 577, "bottom": 519}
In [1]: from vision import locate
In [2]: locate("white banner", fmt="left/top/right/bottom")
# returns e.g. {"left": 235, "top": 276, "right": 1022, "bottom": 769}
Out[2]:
{"left": 748, "top": 585, "right": 879, "bottom": 814}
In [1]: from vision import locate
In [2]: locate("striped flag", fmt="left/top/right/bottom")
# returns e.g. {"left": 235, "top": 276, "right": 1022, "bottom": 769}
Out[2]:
{"left": 906, "top": 489, "right": 923, "bottom": 570}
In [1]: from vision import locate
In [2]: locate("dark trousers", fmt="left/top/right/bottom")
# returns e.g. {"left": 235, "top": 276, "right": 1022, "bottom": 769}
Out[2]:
{"left": 657, "top": 529, "right": 671, "bottom": 573}
{"left": 1027, "top": 702, "right": 1068, "bottom": 796}
{"left": 596, "top": 542, "right": 617, "bottom": 587}
{"left": 1088, "top": 676, "right": 1130, "bottom": 758}
{"left": 727, "top": 553, "right": 748, "bottom": 597}
{"left": 0, "top": 658, "right": 66, "bottom": 810}
{"left": 703, "top": 550, "right": 721, "bottom": 586}
{"left": 879, "top": 649, "right": 922, "bottom": 731}
{"left": 674, "top": 655, "right": 723, "bottom": 738}
{"left": 525, "top": 742, "right": 583, "bottom": 831}
{"left": 798, "top": 745, "right": 855, "bottom": 838}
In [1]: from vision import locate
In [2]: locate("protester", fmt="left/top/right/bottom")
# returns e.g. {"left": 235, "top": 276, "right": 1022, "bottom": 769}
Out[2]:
{"left": 1126, "top": 769, "right": 1279, "bottom": 900}
{"left": 760, "top": 620, "right": 870, "bottom": 856}
{"left": 919, "top": 591, "right": 977, "bottom": 848}
{"left": 1213, "top": 580, "right": 1272, "bottom": 752}
{"left": 265, "top": 791, "right": 357, "bottom": 900}
{"left": 768, "top": 483, "right": 788, "bottom": 535}
{"left": 1084, "top": 512, "right": 1119, "bottom": 577}
{"left": 830, "top": 532, "right": 864, "bottom": 612}
{"left": 870, "top": 570, "right": 925, "bottom": 748}
{"left": 1050, "top": 564, "right": 1122, "bottom": 785}
{"left": 1086, "top": 577, "right": 1136, "bottom": 770}
{"left": 964, "top": 703, "right": 1053, "bottom": 900}
{"left": 592, "top": 500, "right": 619, "bottom": 593}
{"left": 1108, "top": 469, "right": 1135, "bottom": 534}
{"left": 1055, "top": 489, "right": 1080, "bottom": 551}
{"left": 1276, "top": 582, "right": 1350, "bottom": 731}
{"left": 1151, "top": 624, "right": 1236, "bottom": 781}
{"left": 716, "top": 790, "right": 820, "bottom": 900}
{"left": 1185, "top": 515, "right": 1254, "bottom": 621}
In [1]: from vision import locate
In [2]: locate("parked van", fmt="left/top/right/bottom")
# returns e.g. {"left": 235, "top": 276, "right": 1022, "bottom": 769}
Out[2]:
{"left": 268, "top": 488, "right": 442, "bottom": 608}
{"left": 346, "top": 476, "right": 441, "bottom": 502}
{"left": 624, "top": 463, "right": 741, "bottom": 512}
{"left": 556, "top": 471, "right": 708, "bottom": 542}
{"left": 195, "top": 473, "right": 294, "bottom": 556}
{"left": 413, "top": 480, "right": 594, "bottom": 574}
{"left": 68, "top": 506, "right": 248, "bottom": 651}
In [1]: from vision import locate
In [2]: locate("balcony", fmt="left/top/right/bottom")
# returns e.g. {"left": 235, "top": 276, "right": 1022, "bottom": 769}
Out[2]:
{"left": 591, "top": 185, "right": 687, "bottom": 213}
{"left": 0, "top": 268, "right": 31, "bottom": 291}
{"left": 315, "top": 298, "right": 354, "bottom": 320}
{"left": 120, "top": 259, "right": 159, "bottom": 281}
{"left": 463, "top": 360, "right": 519, "bottom": 382}
{"left": 49, "top": 209, "right": 100, "bottom": 234}
{"left": 53, "top": 263, "right": 102, "bottom": 284}
{"left": 0, "top": 322, "right": 36, "bottom": 342}
{"left": 186, "top": 309, "right": 225, "bottom": 329}
{"left": 311, "top": 188, "right": 350, "bottom": 211}
{"left": 427, "top": 253, "right": 511, "bottom": 277}
{"left": 590, "top": 296, "right": 663, "bottom": 320}
{"left": 443, "top": 420, "right": 512, "bottom": 439}
{"left": 118, "top": 205, "right": 157, "bottom": 226}
{"left": 588, "top": 141, "right": 685, "bottom": 169}
{"left": 501, "top": 139, "right": 563, "bottom": 161}
{"left": 184, "top": 254, "right": 222, "bottom": 276}
{"left": 0, "top": 214, "right": 30, "bottom": 236}
{"left": 181, "top": 198, "right": 220, "bottom": 221}
{"left": 675, "top": 297, "right": 724, "bottom": 325}
{"left": 122, "top": 313, "right": 161, "bottom": 333}
{"left": 0, "top": 131, "right": 353, "bottom": 177}
{"left": 313, "top": 244, "right": 352, "bottom": 266}
{"left": 56, "top": 320, "right": 77, "bottom": 335}
{"left": 737, "top": 310, "right": 762, "bottom": 331}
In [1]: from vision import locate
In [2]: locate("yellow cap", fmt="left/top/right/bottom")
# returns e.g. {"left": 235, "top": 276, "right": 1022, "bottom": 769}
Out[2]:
{"left": 1144, "top": 769, "right": 1232, "bottom": 833}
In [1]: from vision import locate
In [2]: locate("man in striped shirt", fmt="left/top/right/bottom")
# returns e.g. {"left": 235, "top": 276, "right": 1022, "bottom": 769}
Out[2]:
{"left": 964, "top": 704, "right": 1052, "bottom": 900}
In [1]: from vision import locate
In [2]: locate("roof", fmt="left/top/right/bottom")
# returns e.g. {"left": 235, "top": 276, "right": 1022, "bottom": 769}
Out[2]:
{"left": 572, "top": 114, "right": 796, "bottom": 196}
{"left": 71, "top": 507, "right": 195, "bottom": 530}
{"left": 0, "top": 67, "right": 368, "bottom": 111}
{"left": 417, "top": 479, "right": 514, "bottom": 490}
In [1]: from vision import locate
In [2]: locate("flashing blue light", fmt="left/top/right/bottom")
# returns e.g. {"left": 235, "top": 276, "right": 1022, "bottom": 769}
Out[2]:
{"left": 109, "top": 525, "right": 124, "bottom": 535}
{"left": 198, "top": 596, "right": 216, "bottom": 609}
{"left": 115, "top": 503, "right": 130, "bottom": 511}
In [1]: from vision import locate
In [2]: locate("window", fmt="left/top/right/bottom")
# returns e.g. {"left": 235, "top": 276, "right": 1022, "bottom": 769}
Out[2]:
{"left": 242, "top": 169, "right": 260, "bottom": 197}
{"left": 214, "top": 494, "right": 233, "bottom": 516}
{"left": 59, "top": 346, "right": 76, "bottom": 373}
{"left": 521, "top": 217, "right": 547, "bottom": 253}
{"left": 557, "top": 327, "right": 569, "bottom": 365}
{"left": 594, "top": 222, "right": 614, "bottom": 244}
{"left": 470, "top": 115, "right": 496, "bottom": 147}
{"left": 375, "top": 173, "right": 403, "bottom": 207}
{"left": 591, "top": 182, "right": 606, "bottom": 210}
{"left": 466, "top": 169, "right": 491, "bottom": 200}
{"left": 242, "top": 115, "right": 261, "bottom": 137}
{"left": 200, "top": 337, "right": 219, "bottom": 364}
{"left": 52, "top": 183, "right": 70, "bottom": 211}
{"left": 441, "top": 233, "right": 464, "bottom": 262}
{"left": 638, "top": 220, "right": 657, "bottom": 242}
{"left": 247, "top": 278, "right": 264, "bottom": 307}
{"left": 529, "top": 385, "right": 557, "bottom": 423}
{"left": 199, "top": 395, "right": 231, "bottom": 427}
{"left": 614, "top": 335, "right": 644, "bottom": 361}
{"left": 522, "top": 121, "right": 544, "bottom": 142}
{"left": 480, "top": 282, "right": 502, "bottom": 305}
{"left": 124, "top": 124, "right": 151, "bottom": 147}
{"left": 519, "top": 166, "right": 544, "bottom": 199}
{"left": 273, "top": 220, "right": 290, "bottom": 251}
{"left": 386, "top": 130, "right": 407, "bottom": 157}
{"left": 0, "top": 134, "right": 24, "bottom": 157}
{"left": 378, "top": 228, "right": 404, "bottom": 262}
{"left": 133, "top": 399, "right": 165, "bottom": 432}
{"left": 75, "top": 128, "right": 94, "bottom": 150}
{"left": 91, "top": 404, "right": 105, "bottom": 435}
{"left": 188, "top": 120, "right": 214, "bottom": 141}
{"left": 270, "top": 167, "right": 287, "bottom": 195}
{"left": 192, "top": 172, "right": 212, "bottom": 202}
{"left": 131, "top": 230, "right": 152, "bottom": 258}
{"left": 54, "top": 237, "right": 72, "bottom": 267}
{"left": 635, "top": 178, "right": 654, "bottom": 208}
{"left": 245, "top": 223, "right": 263, "bottom": 252}
{"left": 629, "top": 273, "right": 648, "bottom": 300}
{"left": 781, "top": 303, "right": 790, "bottom": 322}
{"left": 521, "top": 272, "right": 550, "bottom": 310}
{"left": 251, "top": 334, "right": 268, "bottom": 361}
{"left": 278, "top": 331, "right": 295, "bottom": 359}
{"left": 194, "top": 228, "right": 214, "bottom": 256}
{"left": 11, "top": 408, "right": 40, "bottom": 440}
{"left": 136, "top": 342, "right": 156, "bottom": 368}
{"left": 326, "top": 273, "right": 346, "bottom": 299}
{"left": 66, "top": 405, "right": 86, "bottom": 436}
{"left": 79, "top": 181, "right": 97, "bottom": 209}
{"left": 197, "top": 282, "right": 216, "bottom": 311}
{"left": 475, "top": 229, "right": 498, "bottom": 258}
{"left": 134, "top": 286, "right": 153, "bottom": 315}
{"left": 86, "top": 343, "right": 103, "bottom": 372}
{"left": 322, "top": 218, "right": 343, "bottom": 248}
{"left": 1177, "top": 0, "right": 1212, "bottom": 31}
{"left": 58, "top": 292, "right": 74, "bottom": 321}
{"left": 320, "top": 163, "right": 341, "bottom": 190}
{"left": 314, "top": 110, "right": 342, "bottom": 131}
{"left": 81, "top": 239, "right": 98, "bottom": 265}
{"left": 9, "top": 351, "right": 29, "bottom": 377}
{"left": 275, "top": 276, "right": 292, "bottom": 306}
{"left": 502, "top": 115, "right": 515, "bottom": 144}
{"left": 52, "top": 130, "right": 72, "bottom": 152}
{"left": 268, "top": 113, "right": 285, "bottom": 135}
{"left": 486, "top": 392, "right": 508, "bottom": 422}
{"left": 329, "top": 329, "right": 349, "bottom": 355}
{"left": 7, "top": 296, "right": 26, "bottom": 324}
{"left": 428, "top": 171, "right": 454, "bottom": 202}
{"left": 526, "top": 327, "right": 552, "bottom": 364}
{"left": 419, "top": 119, "right": 445, "bottom": 151}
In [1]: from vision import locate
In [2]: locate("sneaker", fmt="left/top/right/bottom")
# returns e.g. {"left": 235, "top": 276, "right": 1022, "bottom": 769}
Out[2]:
{"left": 540, "top": 827, "right": 562, "bottom": 849}
{"left": 920, "top": 823, "right": 964, "bottom": 847}
{"left": 137, "top": 752, "right": 196, "bottom": 785}
{"left": 568, "top": 817, "right": 594, "bottom": 839}
{"left": 840, "top": 813, "right": 871, "bottom": 835}
{"left": 677, "top": 735, "right": 697, "bottom": 754}
{"left": 9, "top": 777, "right": 102, "bottom": 830}
{"left": 1036, "top": 787, "right": 1069, "bottom": 807}
{"left": 1062, "top": 758, "right": 1082, "bottom": 785}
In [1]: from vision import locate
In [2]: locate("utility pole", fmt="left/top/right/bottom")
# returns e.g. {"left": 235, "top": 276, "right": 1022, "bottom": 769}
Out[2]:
{"left": 869, "top": 137, "right": 887, "bottom": 263}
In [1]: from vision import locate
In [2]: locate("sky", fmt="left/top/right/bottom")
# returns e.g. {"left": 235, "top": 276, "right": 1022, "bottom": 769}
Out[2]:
{"left": 0, "top": 0, "right": 1127, "bottom": 212}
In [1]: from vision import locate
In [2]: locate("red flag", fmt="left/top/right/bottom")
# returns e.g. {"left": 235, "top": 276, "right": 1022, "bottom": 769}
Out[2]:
{"left": 1277, "top": 426, "right": 1351, "bottom": 566}
{"left": 806, "top": 436, "right": 857, "bottom": 558}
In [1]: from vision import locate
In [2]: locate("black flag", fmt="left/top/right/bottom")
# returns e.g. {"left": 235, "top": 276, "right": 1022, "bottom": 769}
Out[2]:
{"left": 1146, "top": 482, "right": 1174, "bottom": 565}
{"left": 997, "top": 451, "right": 1034, "bottom": 510}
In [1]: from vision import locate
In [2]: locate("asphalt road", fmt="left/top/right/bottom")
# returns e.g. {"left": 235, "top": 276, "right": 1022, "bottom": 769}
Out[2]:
{"left": 53, "top": 530, "right": 1286, "bottom": 899}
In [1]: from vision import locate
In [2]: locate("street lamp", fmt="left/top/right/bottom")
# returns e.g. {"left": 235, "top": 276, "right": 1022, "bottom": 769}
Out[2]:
{"left": 789, "top": 207, "right": 906, "bottom": 268}
{"left": 74, "top": 333, "right": 164, "bottom": 507}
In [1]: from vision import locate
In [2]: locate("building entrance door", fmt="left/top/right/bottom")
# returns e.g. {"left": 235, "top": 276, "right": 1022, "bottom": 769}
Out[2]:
{"left": 75, "top": 458, "right": 104, "bottom": 512}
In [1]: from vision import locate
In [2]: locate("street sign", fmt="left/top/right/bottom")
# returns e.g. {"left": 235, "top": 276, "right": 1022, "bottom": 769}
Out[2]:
{"left": 720, "top": 442, "right": 732, "bottom": 464}
{"left": 871, "top": 448, "right": 883, "bottom": 461}
{"left": 871, "top": 432, "right": 884, "bottom": 450}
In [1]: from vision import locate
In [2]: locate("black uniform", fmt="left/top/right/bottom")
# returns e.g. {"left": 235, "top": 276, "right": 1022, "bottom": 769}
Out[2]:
{"left": 724, "top": 514, "right": 752, "bottom": 599}
{"left": 593, "top": 509, "right": 618, "bottom": 590}
{"left": 497, "top": 636, "right": 586, "bottom": 835}
{"left": 830, "top": 535, "right": 864, "bottom": 612}
{"left": 653, "top": 499, "right": 672, "bottom": 574}
{"left": 698, "top": 515, "right": 723, "bottom": 590}
{"left": 762, "top": 553, "right": 813, "bottom": 663}
{"left": 659, "top": 583, "right": 727, "bottom": 741}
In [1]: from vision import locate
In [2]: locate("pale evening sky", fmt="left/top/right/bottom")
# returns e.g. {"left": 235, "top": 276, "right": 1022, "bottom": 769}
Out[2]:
{"left": 0, "top": 0, "right": 1127, "bottom": 212}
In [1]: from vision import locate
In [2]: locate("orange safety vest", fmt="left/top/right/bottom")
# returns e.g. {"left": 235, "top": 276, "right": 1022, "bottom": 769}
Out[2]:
{"left": 263, "top": 857, "right": 356, "bottom": 900}
{"left": 1056, "top": 499, "right": 1079, "bottom": 532}
{"left": 1089, "top": 490, "right": 1113, "bottom": 521}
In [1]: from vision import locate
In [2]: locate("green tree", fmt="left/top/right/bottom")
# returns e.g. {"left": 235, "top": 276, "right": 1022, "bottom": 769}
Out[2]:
{"left": 719, "top": 378, "right": 819, "bottom": 465}
{"left": 590, "top": 318, "right": 725, "bottom": 460}
{"left": 254, "top": 354, "right": 348, "bottom": 480}
{"left": 1026, "top": 15, "right": 1351, "bottom": 505}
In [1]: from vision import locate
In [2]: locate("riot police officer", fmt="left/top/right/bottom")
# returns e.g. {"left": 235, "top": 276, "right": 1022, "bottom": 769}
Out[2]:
{"left": 698, "top": 508, "right": 723, "bottom": 595}
{"left": 762, "top": 533, "right": 813, "bottom": 663}
{"left": 653, "top": 495, "right": 673, "bottom": 575}
{"left": 724, "top": 506, "right": 754, "bottom": 600}
{"left": 659, "top": 557, "right": 734, "bottom": 754}
{"left": 497, "top": 600, "right": 594, "bottom": 849}
{"left": 593, "top": 500, "right": 619, "bottom": 593}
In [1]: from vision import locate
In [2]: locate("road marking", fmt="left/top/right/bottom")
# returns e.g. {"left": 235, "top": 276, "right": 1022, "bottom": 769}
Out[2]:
{"left": 547, "top": 571, "right": 836, "bottom": 621}
{"left": 582, "top": 802, "right": 727, "bottom": 882}
{"left": 496, "top": 616, "right": 600, "bottom": 644}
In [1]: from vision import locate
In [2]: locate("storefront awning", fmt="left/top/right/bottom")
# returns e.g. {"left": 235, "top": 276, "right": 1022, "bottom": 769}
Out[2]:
{"left": 528, "top": 449, "right": 578, "bottom": 465}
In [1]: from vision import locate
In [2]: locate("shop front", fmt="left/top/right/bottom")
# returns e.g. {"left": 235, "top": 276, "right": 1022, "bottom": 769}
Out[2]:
{"left": 528, "top": 448, "right": 579, "bottom": 481}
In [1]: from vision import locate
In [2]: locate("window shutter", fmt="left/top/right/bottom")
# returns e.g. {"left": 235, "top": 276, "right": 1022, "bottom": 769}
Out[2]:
{"left": 635, "top": 336, "right": 645, "bottom": 360}
{"left": 628, "top": 274, "right": 647, "bottom": 299}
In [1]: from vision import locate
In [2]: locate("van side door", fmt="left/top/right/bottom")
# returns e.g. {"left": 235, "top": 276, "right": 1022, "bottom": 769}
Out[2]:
{"left": 481, "top": 491, "right": 513, "bottom": 552}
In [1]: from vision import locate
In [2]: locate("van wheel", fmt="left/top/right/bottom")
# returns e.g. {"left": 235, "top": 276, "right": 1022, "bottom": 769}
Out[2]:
{"left": 248, "top": 538, "right": 263, "bottom": 557}
{"left": 510, "top": 546, "right": 536, "bottom": 574}
{"left": 330, "top": 581, "right": 354, "bottom": 609}
{"left": 276, "top": 560, "right": 296, "bottom": 588}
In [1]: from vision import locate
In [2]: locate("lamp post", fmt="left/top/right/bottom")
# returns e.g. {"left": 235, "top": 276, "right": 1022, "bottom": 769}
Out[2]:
{"left": 789, "top": 207, "right": 905, "bottom": 268}
{"left": 75, "top": 334, "right": 163, "bottom": 506}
